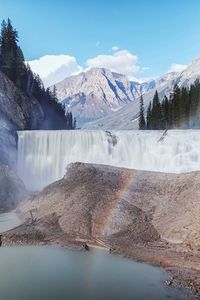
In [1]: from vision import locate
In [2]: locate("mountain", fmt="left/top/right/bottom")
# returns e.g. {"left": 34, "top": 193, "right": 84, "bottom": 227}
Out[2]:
{"left": 52, "top": 56, "right": 200, "bottom": 129}
{"left": 176, "top": 56, "right": 200, "bottom": 86}
{"left": 84, "top": 58, "right": 200, "bottom": 130}
{"left": 53, "top": 68, "right": 143, "bottom": 125}
{"left": 83, "top": 72, "right": 179, "bottom": 129}
{"left": 53, "top": 67, "right": 181, "bottom": 127}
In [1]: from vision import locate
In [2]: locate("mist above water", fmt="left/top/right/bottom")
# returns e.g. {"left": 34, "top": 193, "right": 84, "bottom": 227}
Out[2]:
{"left": 17, "top": 130, "right": 200, "bottom": 190}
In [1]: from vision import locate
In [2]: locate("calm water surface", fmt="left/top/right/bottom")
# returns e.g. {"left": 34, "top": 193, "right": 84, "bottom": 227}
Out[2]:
{"left": 0, "top": 246, "right": 190, "bottom": 300}
{"left": 0, "top": 212, "right": 190, "bottom": 300}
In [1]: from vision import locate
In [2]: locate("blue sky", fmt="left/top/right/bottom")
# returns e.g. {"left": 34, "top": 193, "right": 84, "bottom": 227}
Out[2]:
{"left": 1, "top": 0, "right": 200, "bottom": 80}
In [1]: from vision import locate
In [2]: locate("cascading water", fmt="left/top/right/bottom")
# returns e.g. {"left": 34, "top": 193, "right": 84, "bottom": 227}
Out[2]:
{"left": 17, "top": 130, "right": 200, "bottom": 190}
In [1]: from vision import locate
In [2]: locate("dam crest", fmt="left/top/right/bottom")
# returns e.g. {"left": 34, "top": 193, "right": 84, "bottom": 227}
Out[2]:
{"left": 17, "top": 130, "right": 200, "bottom": 190}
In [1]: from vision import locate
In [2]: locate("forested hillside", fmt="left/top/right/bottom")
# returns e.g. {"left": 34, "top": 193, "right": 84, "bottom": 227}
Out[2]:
{"left": 139, "top": 80, "right": 200, "bottom": 130}
{"left": 0, "top": 18, "right": 75, "bottom": 130}
{"left": 0, "top": 19, "right": 76, "bottom": 167}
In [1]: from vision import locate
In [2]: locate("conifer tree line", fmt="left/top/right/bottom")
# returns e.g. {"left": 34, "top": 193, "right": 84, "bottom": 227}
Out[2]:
{"left": 0, "top": 18, "right": 76, "bottom": 130}
{"left": 139, "top": 80, "right": 200, "bottom": 130}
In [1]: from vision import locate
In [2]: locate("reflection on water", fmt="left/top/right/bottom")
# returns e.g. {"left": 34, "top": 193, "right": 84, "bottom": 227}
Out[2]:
{"left": 0, "top": 246, "right": 189, "bottom": 300}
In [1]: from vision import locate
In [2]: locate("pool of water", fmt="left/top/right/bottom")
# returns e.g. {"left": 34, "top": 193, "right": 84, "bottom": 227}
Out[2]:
{"left": 0, "top": 245, "right": 189, "bottom": 300}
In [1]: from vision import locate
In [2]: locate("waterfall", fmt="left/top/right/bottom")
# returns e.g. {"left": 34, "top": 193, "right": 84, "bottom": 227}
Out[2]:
{"left": 17, "top": 130, "right": 200, "bottom": 190}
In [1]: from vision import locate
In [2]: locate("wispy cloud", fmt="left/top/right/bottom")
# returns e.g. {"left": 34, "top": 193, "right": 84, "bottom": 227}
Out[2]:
{"left": 111, "top": 46, "right": 119, "bottom": 52}
{"left": 28, "top": 50, "right": 165, "bottom": 86}
{"left": 86, "top": 50, "right": 140, "bottom": 78}
{"left": 28, "top": 55, "right": 83, "bottom": 87}
{"left": 168, "top": 63, "right": 188, "bottom": 73}
{"left": 29, "top": 50, "right": 144, "bottom": 86}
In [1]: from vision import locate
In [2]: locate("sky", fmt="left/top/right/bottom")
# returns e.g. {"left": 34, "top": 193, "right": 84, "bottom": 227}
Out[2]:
{"left": 1, "top": 0, "right": 200, "bottom": 84}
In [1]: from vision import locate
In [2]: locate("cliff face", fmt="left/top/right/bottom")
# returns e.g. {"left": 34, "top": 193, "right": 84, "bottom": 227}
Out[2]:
{"left": 0, "top": 71, "right": 44, "bottom": 168}
{"left": 54, "top": 68, "right": 140, "bottom": 126}
{"left": 0, "top": 163, "right": 28, "bottom": 212}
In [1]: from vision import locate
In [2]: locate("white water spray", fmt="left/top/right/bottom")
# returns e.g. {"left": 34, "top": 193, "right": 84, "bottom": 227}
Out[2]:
{"left": 17, "top": 130, "right": 200, "bottom": 190}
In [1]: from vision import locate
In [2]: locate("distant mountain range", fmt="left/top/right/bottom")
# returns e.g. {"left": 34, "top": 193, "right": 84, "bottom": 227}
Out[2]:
{"left": 48, "top": 56, "right": 200, "bottom": 129}
{"left": 83, "top": 57, "right": 200, "bottom": 129}
{"left": 53, "top": 68, "right": 141, "bottom": 125}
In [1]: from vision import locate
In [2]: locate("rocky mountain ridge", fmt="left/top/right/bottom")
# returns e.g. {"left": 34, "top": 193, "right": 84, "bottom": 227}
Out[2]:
{"left": 84, "top": 58, "right": 200, "bottom": 129}
{"left": 53, "top": 67, "right": 181, "bottom": 127}
{"left": 54, "top": 68, "right": 141, "bottom": 125}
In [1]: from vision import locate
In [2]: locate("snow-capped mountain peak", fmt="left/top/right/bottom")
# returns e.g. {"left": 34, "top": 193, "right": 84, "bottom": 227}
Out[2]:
{"left": 176, "top": 56, "right": 200, "bottom": 86}
{"left": 83, "top": 56, "right": 200, "bottom": 130}
{"left": 48, "top": 55, "right": 200, "bottom": 129}
{"left": 53, "top": 67, "right": 141, "bottom": 125}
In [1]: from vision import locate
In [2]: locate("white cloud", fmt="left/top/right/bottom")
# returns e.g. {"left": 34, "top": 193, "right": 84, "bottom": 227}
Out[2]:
{"left": 28, "top": 54, "right": 83, "bottom": 87}
{"left": 111, "top": 46, "right": 119, "bottom": 52}
{"left": 168, "top": 63, "right": 188, "bottom": 73}
{"left": 142, "top": 66, "right": 150, "bottom": 71}
{"left": 28, "top": 50, "right": 151, "bottom": 86}
{"left": 86, "top": 50, "right": 140, "bottom": 79}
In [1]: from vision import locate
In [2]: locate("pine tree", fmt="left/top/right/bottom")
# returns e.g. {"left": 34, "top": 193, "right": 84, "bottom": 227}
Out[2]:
{"left": 146, "top": 102, "right": 152, "bottom": 129}
{"left": 161, "top": 96, "right": 169, "bottom": 129}
{"left": 0, "top": 19, "right": 25, "bottom": 86}
{"left": 144, "top": 80, "right": 200, "bottom": 130}
{"left": 0, "top": 20, "right": 7, "bottom": 67}
{"left": 171, "top": 85, "right": 181, "bottom": 128}
{"left": 180, "top": 87, "right": 190, "bottom": 128}
{"left": 52, "top": 85, "right": 58, "bottom": 101}
{"left": 151, "top": 90, "right": 162, "bottom": 129}
{"left": 73, "top": 117, "right": 76, "bottom": 129}
{"left": 139, "top": 95, "right": 146, "bottom": 129}
{"left": 66, "top": 111, "right": 74, "bottom": 129}
{"left": 0, "top": 18, "right": 73, "bottom": 130}
{"left": 189, "top": 79, "right": 200, "bottom": 128}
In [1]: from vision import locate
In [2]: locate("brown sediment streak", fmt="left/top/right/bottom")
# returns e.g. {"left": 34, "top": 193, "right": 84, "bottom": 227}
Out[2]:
{"left": 100, "top": 171, "right": 135, "bottom": 236}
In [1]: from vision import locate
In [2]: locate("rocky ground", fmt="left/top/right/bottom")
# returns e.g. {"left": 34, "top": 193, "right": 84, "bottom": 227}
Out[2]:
{"left": 0, "top": 163, "right": 28, "bottom": 212}
{"left": 2, "top": 162, "right": 200, "bottom": 298}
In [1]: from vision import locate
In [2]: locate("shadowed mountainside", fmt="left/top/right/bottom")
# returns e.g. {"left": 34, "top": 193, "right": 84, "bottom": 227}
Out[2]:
{"left": 0, "top": 70, "right": 44, "bottom": 167}
{"left": 0, "top": 163, "right": 28, "bottom": 212}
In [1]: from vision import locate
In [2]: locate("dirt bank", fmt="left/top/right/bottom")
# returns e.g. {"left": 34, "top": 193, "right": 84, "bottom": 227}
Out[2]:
{"left": 3, "top": 162, "right": 200, "bottom": 297}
